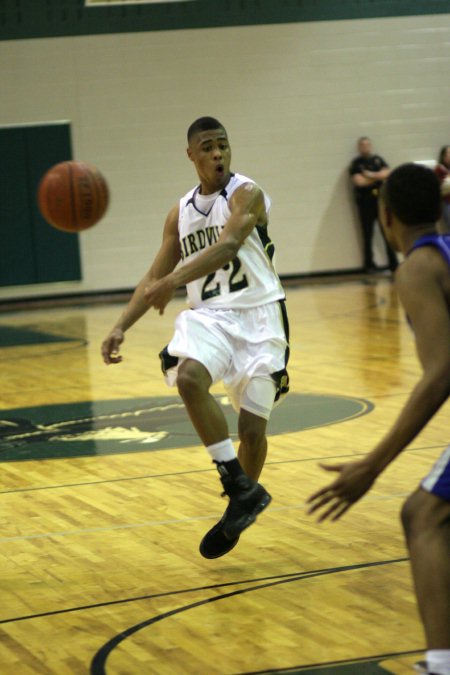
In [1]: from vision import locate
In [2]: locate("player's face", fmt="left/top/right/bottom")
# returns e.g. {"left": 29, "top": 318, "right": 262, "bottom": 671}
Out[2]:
{"left": 187, "top": 128, "right": 231, "bottom": 194}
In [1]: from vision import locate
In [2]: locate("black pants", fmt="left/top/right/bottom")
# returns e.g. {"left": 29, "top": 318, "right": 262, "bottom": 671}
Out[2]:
{"left": 356, "top": 196, "right": 398, "bottom": 271}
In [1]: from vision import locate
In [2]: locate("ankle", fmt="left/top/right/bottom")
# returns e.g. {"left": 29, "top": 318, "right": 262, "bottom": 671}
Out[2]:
{"left": 215, "top": 458, "right": 246, "bottom": 480}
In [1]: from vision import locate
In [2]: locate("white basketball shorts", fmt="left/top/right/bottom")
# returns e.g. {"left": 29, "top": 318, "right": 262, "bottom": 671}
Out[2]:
{"left": 159, "top": 300, "right": 289, "bottom": 420}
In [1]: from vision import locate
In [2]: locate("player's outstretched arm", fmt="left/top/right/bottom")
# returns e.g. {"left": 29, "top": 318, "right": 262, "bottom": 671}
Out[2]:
{"left": 307, "top": 251, "right": 450, "bottom": 522}
{"left": 101, "top": 206, "right": 181, "bottom": 363}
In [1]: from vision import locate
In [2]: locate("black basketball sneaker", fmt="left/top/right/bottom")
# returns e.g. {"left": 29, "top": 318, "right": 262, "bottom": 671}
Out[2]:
{"left": 199, "top": 472, "right": 271, "bottom": 558}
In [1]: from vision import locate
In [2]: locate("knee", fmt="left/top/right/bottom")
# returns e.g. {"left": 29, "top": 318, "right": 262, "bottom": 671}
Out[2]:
{"left": 176, "top": 361, "right": 209, "bottom": 401}
{"left": 401, "top": 492, "right": 422, "bottom": 539}
{"left": 401, "top": 489, "right": 450, "bottom": 542}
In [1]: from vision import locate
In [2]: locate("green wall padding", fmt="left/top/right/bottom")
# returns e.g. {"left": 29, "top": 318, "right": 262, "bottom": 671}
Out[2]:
{"left": 0, "top": 0, "right": 449, "bottom": 42}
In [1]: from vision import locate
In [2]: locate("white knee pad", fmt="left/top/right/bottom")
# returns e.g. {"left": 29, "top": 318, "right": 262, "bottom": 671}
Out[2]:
{"left": 240, "top": 377, "right": 277, "bottom": 420}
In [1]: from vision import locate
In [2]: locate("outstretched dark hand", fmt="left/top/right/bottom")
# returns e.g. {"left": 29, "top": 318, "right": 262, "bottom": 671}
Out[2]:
{"left": 306, "top": 459, "right": 378, "bottom": 522}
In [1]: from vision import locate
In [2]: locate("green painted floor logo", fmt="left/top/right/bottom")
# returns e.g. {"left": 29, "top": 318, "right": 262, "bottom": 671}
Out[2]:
{"left": 0, "top": 393, "right": 373, "bottom": 462}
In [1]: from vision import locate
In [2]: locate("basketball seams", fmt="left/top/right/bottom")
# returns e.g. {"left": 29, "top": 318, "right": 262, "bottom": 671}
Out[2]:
{"left": 37, "top": 160, "right": 109, "bottom": 232}
{"left": 68, "top": 162, "right": 78, "bottom": 232}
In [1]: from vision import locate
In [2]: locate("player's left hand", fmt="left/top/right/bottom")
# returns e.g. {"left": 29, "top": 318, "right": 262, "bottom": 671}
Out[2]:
{"left": 144, "top": 277, "right": 175, "bottom": 315}
{"left": 306, "top": 459, "right": 377, "bottom": 522}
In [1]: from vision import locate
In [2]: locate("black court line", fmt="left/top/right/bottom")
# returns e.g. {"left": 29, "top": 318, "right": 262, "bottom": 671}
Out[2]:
{"left": 240, "top": 648, "right": 424, "bottom": 674}
{"left": 88, "top": 558, "right": 411, "bottom": 675}
{"left": 0, "top": 443, "right": 444, "bottom": 496}
{"left": 0, "top": 558, "right": 408, "bottom": 627}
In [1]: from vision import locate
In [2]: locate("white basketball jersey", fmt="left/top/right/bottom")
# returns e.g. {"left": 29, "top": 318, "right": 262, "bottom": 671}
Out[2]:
{"left": 178, "top": 173, "right": 285, "bottom": 309}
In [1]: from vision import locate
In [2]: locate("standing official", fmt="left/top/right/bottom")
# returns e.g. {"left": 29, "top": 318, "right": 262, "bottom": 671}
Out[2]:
{"left": 349, "top": 136, "right": 398, "bottom": 273}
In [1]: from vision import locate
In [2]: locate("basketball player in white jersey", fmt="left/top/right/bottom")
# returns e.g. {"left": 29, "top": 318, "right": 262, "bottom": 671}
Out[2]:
{"left": 102, "top": 117, "right": 289, "bottom": 559}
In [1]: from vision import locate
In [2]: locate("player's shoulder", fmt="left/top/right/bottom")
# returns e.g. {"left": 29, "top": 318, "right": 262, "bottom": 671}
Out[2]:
{"left": 228, "top": 172, "right": 256, "bottom": 191}
{"left": 398, "top": 244, "right": 447, "bottom": 288}
{"left": 229, "top": 175, "right": 270, "bottom": 213}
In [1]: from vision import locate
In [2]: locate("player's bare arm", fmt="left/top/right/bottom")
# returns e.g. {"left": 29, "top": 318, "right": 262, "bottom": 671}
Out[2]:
{"left": 101, "top": 205, "right": 181, "bottom": 363}
{"left": 307, "top": 253, "right": 450, "bottom": 520}
{"left": 144, "top": 183, "right": 266, "bottom": 314}
{"left": 307, "top": 250, "right": 450, "bottom": 522}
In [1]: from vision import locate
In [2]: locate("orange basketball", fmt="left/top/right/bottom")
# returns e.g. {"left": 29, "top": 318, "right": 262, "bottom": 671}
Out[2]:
{"left": 38, "top": 160, "right": 109, "bottom": 232}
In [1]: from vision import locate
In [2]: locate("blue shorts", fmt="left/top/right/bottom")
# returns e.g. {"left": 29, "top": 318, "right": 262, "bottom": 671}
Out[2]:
{"left": 421, "top": 446, "right": 450, "bottom": 502}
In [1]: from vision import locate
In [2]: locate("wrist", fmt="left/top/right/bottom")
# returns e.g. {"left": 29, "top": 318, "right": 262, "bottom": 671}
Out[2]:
{"left": 360, "top": 454, "right": 384, "bottom": 477}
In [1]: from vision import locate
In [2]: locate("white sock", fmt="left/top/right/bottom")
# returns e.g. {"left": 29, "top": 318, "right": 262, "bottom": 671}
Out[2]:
{"left": 206, "top": 438, "right": 236, "bottom": 463}
{"left": 426, "top": 650, "right": 450, "bottom": 675}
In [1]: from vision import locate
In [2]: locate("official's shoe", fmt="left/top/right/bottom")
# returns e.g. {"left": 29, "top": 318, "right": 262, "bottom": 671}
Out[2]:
{"left": 199, "top": 508, "right": 240, "bottom": 559}
{"left": 219, "top": 472, "right": 272, "bottom": 540}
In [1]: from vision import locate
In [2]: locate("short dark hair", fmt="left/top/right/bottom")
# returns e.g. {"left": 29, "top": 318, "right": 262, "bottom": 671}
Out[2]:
{"left": 438, "top": 145, "right": 450, "bottom": 165}
{"left": 382, "top": 163, "right": 441, "bottom": 226}
{"left": 187, "top": 117, "right": 226, "bottom": 143}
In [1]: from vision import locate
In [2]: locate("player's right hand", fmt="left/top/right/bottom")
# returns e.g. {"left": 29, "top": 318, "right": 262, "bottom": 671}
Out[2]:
{"left": 101, "top": 328, "right": 125, "bottom": 364}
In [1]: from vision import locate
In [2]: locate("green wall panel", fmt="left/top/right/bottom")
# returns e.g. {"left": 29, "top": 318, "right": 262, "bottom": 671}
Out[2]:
{"left": 0, "top": 0, "right": 449, "bottom": 42}
{"left": 0, "top": 128, "right": 37, "bottom": 286}
{"left": 26, "top": 124, "right": 82, "bottom": 284}
{"left": 0, "top": 124, "right": 82, "bottom": 287}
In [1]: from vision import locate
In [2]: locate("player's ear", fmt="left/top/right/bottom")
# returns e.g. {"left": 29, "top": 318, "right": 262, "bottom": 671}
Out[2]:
{"left": 186, "top": 146, "right": 194, "bottom": 162}
{"left": 378, "top": 195, "right": 391, "bottom": 230}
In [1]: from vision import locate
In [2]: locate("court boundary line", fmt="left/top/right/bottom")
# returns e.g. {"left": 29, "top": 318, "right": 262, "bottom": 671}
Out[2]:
{"left": 0, "top": 442, "right": 444, "bottom": 495}
{"left": 0, "top": 557, "right": 410, "bottom": 627}
{"left": 240, "top": 648, "right": 424, "bottom": 674}
{"left": 87, "top": 558, "right": 414, "bottom": 675}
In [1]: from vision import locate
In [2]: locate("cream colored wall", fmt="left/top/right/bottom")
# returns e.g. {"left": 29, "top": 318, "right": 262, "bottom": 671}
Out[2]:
{"left": 1, "top": 14, "right": 449, "bottom": 298}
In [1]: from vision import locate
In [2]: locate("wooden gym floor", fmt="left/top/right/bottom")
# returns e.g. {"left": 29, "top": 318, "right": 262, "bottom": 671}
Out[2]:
{"left": 0, "top": 275, "right": 447, "bottom": 675}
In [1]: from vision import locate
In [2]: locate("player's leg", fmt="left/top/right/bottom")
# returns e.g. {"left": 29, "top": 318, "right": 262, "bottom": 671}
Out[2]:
{"left": 176, "top": 358, "right": 228, "bottom": 446}
{"left": 176, "top": 359, "right": 270, "bottom": 553}
{"left": 199, "top": 302, "right": 289, "bottom": 559}
{"left": 200, "top": 377, "right": 278, "bottom": 559}
{"left": 401, "top": 487, "right": 450, "bottom": 675}
{"left": 237, "top": 409, "right": 267, "bottom": 480}
{"left": 236, "top": 376, "right": 279, "bottom": 480}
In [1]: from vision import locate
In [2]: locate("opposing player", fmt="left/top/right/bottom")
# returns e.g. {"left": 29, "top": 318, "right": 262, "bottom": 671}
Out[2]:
{"left": 102, "top": 117, "right": 289, "bottom": 559}
{"left": 307, "top": 164, "right": 450, "bottom": 675}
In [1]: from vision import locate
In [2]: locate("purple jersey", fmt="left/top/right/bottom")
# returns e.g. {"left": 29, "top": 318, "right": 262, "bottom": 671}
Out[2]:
{"left": 409, "top": 233, "right": 450, "bottom": 501}
{"left": 409, "top": 233, "right": 450, "bottom": 265}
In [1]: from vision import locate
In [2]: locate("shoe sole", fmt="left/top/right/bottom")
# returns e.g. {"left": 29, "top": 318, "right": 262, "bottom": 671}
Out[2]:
{"left": 222, "top": 491, "right": 272, "bottom": 539}
{"left": 199, "top": 533, "right": 240, "bottom": 559}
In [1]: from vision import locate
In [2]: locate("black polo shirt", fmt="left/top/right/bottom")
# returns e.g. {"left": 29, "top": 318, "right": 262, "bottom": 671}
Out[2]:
{"left": 349, "top": 154, "right": 388, "bottom": 199}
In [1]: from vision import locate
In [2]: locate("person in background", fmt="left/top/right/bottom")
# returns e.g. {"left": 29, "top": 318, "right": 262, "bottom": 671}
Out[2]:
{"left": 435, "top": 145, "right": 450, "bottom": 233}
{"left": 349, "top": 136, "right": 398, "bottom": 273}
{"left": 307, "top": 163, "right": 450, "bottom": 675}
